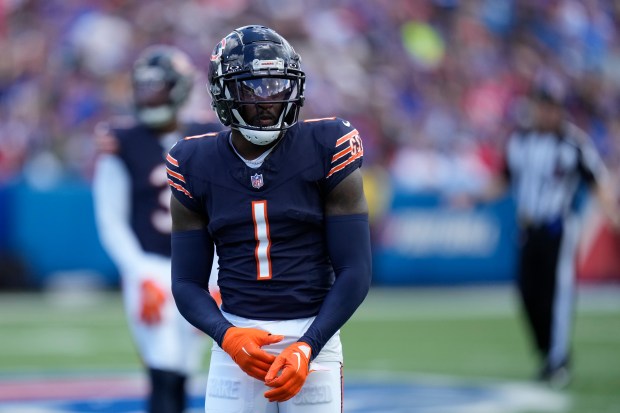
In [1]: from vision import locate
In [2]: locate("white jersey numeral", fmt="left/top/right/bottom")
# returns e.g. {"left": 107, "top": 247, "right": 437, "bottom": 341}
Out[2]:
{"left": 252, "top": 200, "right": 272, "bottom": 279}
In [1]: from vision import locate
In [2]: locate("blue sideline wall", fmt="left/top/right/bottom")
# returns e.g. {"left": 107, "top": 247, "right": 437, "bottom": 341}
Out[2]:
{"left": 372, "top": 190, "right": 519, "bottom": 285}
{"left": 0, "top": 179, "right": 519, "bottom": 288}
{"left": 1, "top": 178, "right": 118, "bottom": 288}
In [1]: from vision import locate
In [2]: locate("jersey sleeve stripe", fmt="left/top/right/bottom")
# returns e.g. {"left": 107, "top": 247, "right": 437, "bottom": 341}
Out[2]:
{"left": 184, "top": 132, "right": 218, "bottom": 140}
{"left": 303, "top": 116, "right": 337, "bottom": 123}
{"left": 166, "top": 154, "right": 179, "bottom": 167}
{"left": 166, "top": 167, "right": 186, "bottom": 183}
{"left": 167, "top": 179, "right": 194, "bottom": 199}
{"left": 335, "top": 129, "right": 358, "bottom": 146}
{"left": 326, "top": 150, "right": 363, "bottom": 178}
{"left": 331, "top": 146, "right": 352, "bottom": 163}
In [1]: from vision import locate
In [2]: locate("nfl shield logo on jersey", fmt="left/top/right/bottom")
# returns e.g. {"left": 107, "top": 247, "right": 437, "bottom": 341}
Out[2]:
{"left": 251, "top": 173, "right": 264, "bottom": 189}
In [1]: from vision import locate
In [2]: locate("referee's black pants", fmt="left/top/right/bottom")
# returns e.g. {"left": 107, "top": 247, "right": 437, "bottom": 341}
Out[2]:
{"left": 518, "top": 222, "right": 575, "bottom": 372}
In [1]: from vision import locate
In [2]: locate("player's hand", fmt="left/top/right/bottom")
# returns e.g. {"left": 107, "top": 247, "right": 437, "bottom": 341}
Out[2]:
{"left": 210, "top": 287, "right": 222, "bottom": 307}
{"left": 221, "top": 327, "right": 284, "bottom": 381}
{"left": 264, "top": 342, "right": 312, "bottom": 402}
{"left": 140, "top": 279, "right": 166, "bottom": 325}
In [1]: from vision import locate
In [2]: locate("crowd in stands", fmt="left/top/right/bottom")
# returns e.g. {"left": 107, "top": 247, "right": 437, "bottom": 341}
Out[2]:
{"left": 1, "top": 0, "right": 620, "bottom": 195}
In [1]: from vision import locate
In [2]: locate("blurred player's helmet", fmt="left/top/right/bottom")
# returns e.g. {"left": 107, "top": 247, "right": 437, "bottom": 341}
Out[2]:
{"left": 208, "top": 25, "right": 305, "bottom": 145}
{"left": 132, "top": 45, "right": 194, "bottom": 128}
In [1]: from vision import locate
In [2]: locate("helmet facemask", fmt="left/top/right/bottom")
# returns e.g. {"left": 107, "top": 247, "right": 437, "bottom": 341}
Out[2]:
{"left": 223, "top": 73, "right": 304, "bottom": 145}
{"left": 133, "top": 69, "right": 177, "bottom": 128}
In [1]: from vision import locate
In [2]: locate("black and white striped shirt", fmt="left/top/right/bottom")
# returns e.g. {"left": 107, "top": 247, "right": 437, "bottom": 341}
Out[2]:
{"left": 504, "top": 122, "right": 605, "bottom": 226}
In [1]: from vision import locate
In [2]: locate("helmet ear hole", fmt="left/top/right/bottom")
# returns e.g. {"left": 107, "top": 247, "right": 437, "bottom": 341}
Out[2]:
{"left": 217, "top": 106, "right": 232, "bottom": 126}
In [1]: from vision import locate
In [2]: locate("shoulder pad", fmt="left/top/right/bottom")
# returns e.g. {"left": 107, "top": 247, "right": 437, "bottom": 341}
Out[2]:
{"left": 94, "top": 121, "right": 120, "bottom": 155}
{"left": 303, "top": 117, "right": 357, "bottom": 142}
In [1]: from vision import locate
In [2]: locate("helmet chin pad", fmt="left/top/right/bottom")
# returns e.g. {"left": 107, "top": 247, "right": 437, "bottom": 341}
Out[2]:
{"left": 237, "top": 126, "right": 281, "bottom": 145}
{"left": 137, "top": 105, "right": 175, "bottom": 128}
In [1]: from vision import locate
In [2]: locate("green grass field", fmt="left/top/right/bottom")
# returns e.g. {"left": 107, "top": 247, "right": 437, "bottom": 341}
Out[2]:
{"left": 0, "top": 285, "right": 618, "bottom": 412}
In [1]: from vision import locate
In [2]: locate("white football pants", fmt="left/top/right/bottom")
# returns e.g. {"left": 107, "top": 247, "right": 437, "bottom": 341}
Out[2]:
{"left": 121, "top": 253, "right": 210, "bottom": 374}
{"left": 205, "top": 311, "right": 344, "bottom": 413}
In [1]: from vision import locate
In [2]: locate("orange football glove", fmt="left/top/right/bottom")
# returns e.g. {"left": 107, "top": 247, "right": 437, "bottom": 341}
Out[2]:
{"left": 264, "top": 342, "right": 312, "bottom": 402}
{"left": 140, "top": 279, "right": 166, "bottom": 325}
{"left": 221, "top": 327, "right": 284, "bottom": 381}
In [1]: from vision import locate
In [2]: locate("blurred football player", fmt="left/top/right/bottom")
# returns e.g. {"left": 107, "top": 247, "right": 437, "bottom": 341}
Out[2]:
{"left": 166, "top": 25, "right": 372, "bottom": 412}
{"left": 92, "top": 45, "right": 222, "bottom": 413}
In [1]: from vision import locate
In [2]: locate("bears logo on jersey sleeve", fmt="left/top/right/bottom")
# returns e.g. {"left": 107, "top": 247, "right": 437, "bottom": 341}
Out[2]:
{"left": 327, "top": 126, "right": 363, "bottom": 178}
{"left": 306, "top": 117, "right": 364, "bottom": 192}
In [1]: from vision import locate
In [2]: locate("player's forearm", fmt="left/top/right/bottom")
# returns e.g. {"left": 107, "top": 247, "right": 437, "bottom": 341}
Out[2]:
{"left": 171, "top": 229, "right": 233, "bottom": 345}
{"left": 98, "top": 221, "right": 149, "bottom": 272}
{"left": 298, "top": 214, "right": 372, "bottom": 358}
{"left": 93, "top": 155, "right": 147, "bottom": 272}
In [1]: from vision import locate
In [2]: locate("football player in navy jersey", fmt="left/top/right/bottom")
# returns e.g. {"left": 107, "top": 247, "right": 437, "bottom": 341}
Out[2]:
{"left": 92, "top": 45, "right": 222, "bottom": 413}
{"left": 166, "top": 25, "right": 372, "bottom": 412}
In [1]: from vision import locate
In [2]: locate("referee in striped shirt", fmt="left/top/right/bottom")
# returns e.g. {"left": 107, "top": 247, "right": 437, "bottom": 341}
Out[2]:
{"left": 478, "top": 84, "right": 620, "bottom": 388}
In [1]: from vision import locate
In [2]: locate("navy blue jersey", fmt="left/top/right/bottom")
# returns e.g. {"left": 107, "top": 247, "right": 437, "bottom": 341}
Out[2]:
{"left": 114, "top": 121, "right": 222, "bottom": 257}
{"left": 166, "top": 117, "right": 364, "bottom": 319}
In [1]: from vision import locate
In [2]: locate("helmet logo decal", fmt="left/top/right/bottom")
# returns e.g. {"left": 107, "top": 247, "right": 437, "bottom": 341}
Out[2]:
{"left": 251, "top": 173, "right": 264, "bottom": 189}
{"left": 211, "top": 38, "right": 226, "bottom": 62}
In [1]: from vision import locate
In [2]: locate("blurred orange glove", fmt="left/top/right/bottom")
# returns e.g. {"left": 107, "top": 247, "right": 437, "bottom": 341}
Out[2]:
{"left": 264, "top": 342, "right": 312, "bottom": 402}
{"left": 140, "top": 279, "right": 166, "bottom": 325}
{"left": 221, "top": 327, "right": 284, "bottom": 381}
{"left": 210, "top": 288, "right": 222, "bottom": 307}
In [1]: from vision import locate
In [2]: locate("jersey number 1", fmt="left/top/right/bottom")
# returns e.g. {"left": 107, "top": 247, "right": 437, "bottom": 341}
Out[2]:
{"left": 252, "top": 200, "right": 272, "bottom": 280}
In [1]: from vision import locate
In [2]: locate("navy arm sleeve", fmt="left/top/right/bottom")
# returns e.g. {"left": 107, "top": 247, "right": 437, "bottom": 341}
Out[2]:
{"left": 298, "top": 214, "right": 372, "bottom": 359}
{"left": 171, "top": 229, "right": 233, "bottom": 346}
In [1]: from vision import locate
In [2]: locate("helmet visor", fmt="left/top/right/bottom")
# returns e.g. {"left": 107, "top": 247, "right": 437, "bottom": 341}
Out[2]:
{"left": 133, "top": 66, "right": 171, "bottom": 107}
{"left": 236, "top": 77, "right": 297, "bottom": 102}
